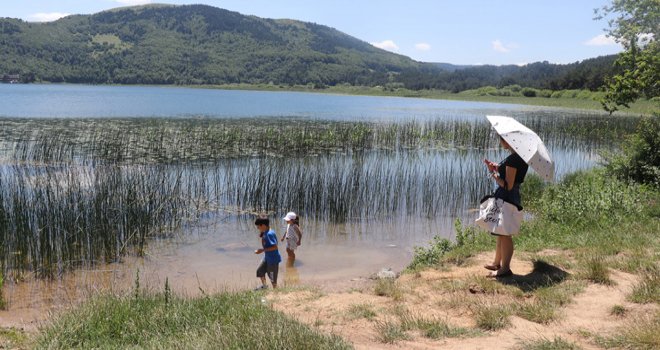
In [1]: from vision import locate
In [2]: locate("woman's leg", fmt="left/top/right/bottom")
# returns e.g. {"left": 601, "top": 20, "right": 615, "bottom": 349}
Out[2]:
{"left": 499, "top": 236, "right": 514, "bottom": 273}
{"left": 485, "top": 236, "right": 502, "bottom": 269}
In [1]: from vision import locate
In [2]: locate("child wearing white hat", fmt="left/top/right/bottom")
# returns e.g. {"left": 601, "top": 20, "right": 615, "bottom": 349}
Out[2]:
{"left": 281, "top": 212, "right": 302, "bottom": 265}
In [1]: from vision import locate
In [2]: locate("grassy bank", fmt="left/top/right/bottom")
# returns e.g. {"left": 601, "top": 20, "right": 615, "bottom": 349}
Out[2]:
{"left": 194, "top": 83, "right": 658, "bottom": 116}
{"left": 399, "top": 132, "right": 659, "bottom": 348}
{"left": 32, "top": 289, "right": 351, "bottom": 350}
{"left": 409, "top": 168, "right": 659, "bottom": 275}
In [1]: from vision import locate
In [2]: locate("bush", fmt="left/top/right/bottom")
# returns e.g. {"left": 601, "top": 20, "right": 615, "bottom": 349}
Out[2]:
{"left": 606, "top": 116, "right": 660, "bottom": 188}
{"left": 408, "top": 236, "right": 452, "bottom": 270}
{"left": 576, "top": 90, "right": 594, "bottom": 99}
{"left": 538, "top": 89, "right": 553, "bottom": 98}
{"left": 476, "top": 86, "right": 498, "bottom": 96}
{"left": 536, "top": 170, "right": 647, "bottom": 227}
{"left": 550, "top": 91, "right": 564, "bottom": 98}
{"left": 521, "top": 88, "right": 537, "bottom": 97}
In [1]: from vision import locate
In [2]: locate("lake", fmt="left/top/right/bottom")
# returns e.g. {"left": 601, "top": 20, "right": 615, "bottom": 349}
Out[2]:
{"left": 0, "top": 84, "right": 638, "bottom": 323}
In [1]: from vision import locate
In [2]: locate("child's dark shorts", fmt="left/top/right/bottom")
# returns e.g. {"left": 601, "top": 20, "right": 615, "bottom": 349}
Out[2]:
{"left": 256, "top": 260, "right": 279, "bottom": 283}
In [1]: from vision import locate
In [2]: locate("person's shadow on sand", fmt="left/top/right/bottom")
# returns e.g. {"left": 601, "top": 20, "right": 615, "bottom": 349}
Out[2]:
{"left": 494, "top": 260, "right": 569, "bottom": 292}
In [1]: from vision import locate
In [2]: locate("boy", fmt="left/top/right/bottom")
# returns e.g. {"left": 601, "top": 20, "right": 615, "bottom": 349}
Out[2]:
{"left": 254, "top": 215, "right": 281, "bottom": 290}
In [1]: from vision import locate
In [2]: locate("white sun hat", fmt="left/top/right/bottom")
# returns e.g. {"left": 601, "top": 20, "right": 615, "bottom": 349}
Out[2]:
{"left": 283, "top": 212, "right": 297, "bottom": 221}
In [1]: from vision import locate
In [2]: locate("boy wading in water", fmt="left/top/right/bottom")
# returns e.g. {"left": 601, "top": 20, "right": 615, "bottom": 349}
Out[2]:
{"left": 254, "top": 215, "right": 281, "bottom": 290}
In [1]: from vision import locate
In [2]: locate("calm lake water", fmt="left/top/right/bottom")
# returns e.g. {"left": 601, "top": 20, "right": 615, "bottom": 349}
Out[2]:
{"left": 0, "top": 84, "right": 638, "bottom": 324}
{"left": 1, "top": 84, "right": 534, "bottom": 120}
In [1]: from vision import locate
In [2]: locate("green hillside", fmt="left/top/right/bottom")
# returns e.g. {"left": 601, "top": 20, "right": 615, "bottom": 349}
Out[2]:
{"left": 0, "top": 4, "right": 621, "bottom": 92}
{"left": 0, "top": 4, "right": 420, "bottom": 85}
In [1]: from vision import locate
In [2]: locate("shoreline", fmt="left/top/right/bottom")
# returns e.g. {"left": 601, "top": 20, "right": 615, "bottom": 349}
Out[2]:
{"left": 5, "top": 82, "right": 656, "bottom": 116}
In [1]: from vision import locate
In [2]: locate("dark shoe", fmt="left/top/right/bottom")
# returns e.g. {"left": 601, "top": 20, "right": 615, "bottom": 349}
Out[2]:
{"left": 253, "top": 285, "right": 268, "bottom": 291}
{"left": 487, "top": 269, "right": 512, "bottom": 278}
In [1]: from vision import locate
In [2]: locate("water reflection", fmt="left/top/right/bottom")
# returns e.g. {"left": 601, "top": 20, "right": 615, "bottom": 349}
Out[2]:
{"left": 284, "top": 262, "right": 300, "bottom": 288}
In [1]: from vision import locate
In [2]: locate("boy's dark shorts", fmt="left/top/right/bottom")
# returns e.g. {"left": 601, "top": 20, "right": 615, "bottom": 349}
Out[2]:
{"left": 256, "top": 260, "right": 279, "bottom": 283}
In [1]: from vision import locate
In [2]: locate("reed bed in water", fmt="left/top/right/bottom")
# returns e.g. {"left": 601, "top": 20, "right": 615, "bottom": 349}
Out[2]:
{"left": 0, "top": 164, "right": 202, "bottom": 278}
{"left": 0, "top": 115, "right": 628, "bottom": 277}
{"left": 215, "top": 151, "right": 489, "bottom": 222}
{"left": 0, "top": 151, "right": 489, "bottom": 276}
{"left": 0, "top": 118, "right": 492, "bottom": 163}
{"left": 1, "top": 116, "right": 634, "bottom": 164}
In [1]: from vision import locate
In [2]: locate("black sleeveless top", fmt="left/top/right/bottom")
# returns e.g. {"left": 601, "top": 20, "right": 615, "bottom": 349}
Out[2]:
{"left": 494, "top": 152, "right": 529, "bottom": 208}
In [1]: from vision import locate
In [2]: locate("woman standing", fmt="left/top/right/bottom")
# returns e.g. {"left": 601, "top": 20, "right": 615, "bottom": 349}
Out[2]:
{"left": 483, "top": 136, "right": 528, "bottom": 277}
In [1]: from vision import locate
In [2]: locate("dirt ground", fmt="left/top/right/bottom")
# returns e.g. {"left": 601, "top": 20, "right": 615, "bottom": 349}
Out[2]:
{"left": 268, "top": 252, "right": 658, "bottom": 349}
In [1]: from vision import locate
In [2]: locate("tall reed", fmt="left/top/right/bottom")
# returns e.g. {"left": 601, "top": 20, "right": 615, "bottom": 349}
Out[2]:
{"left": 0, "top": 164, "right": 201, "bottom": 278}
{"left": 0, "top": 116, "right": 625, "bottom": 164}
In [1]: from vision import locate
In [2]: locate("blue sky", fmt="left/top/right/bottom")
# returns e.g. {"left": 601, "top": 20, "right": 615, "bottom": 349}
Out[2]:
{"left": 1, "top": 0, "right": 622, "bottom": 65}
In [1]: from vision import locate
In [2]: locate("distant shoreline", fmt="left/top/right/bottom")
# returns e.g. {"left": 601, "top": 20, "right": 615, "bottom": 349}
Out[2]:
{"left": 186, "top": 83, "right": 656, "bottom": 116}
{"left": 5, "top": 82, "right": 656, "bottom": 116}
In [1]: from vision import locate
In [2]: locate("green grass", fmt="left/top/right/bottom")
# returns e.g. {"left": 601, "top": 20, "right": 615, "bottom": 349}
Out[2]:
{"left": 376, "top": 307, "right": 477, "bottom": 343}
{"left": 474, "top": 305, "right": 511, "bottom": 331}
{"left": 35, "top": 291, "right": 352, "bottom": 350}
{"left": 404, "top": 313, "right": 478, "bottom": 340}
{"left": 346, "top": 303, "right": 377, "bottom": 321}
{"left": 597, "top": 312, "right": 660, "bottom": 349}
{"left": 516, "top": 301, "right": 559, "bottom": 324}
{"left": 373, "top": 319, "right": 409, "bottom": 344}
{"left": 514, "top": 279, "right": 584, "bottom": 324}
{"left": 579, "top": 256, "right": 614, "bottom": 285}
{"left": 373, "top": 279, "right": 404, "bottom": 301}
{"left": 610, "top": 305, "right": 627, "bottom": 317}
{"left": 0, "top": 328, "right": 28, "bottom": 349}
{"left": 518, "top": 336, "right": 582, "bottom": 350}
{"left": 415, "top": 319, "right": 476, "bottom": 340}
{"left": 628, "top": 267, "right": 660, "bottom": 304}
{"left": 534, "top": 280, "right": 585, "bottom": 308}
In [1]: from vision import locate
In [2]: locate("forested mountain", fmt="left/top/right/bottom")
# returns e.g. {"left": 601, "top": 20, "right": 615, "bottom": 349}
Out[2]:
{"left": 0, "top": 4, "right": 420, "bottom": 85}
{"left": 403, "top": 56, "right": 619, "bottom": 92}
{"left": 0, "top": 4, "right": 619, "bottom": 91}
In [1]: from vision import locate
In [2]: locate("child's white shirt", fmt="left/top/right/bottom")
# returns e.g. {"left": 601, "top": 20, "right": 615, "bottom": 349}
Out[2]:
{"left": 285, "top": 224, "right": 300, "bottom": 250}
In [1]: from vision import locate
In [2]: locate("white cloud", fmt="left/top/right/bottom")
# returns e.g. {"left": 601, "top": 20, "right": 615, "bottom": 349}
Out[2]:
{"left": 584, "top": 34, "right": 617, "bottom": 46}
{"left": 371, "top": 40, "right": 399, "bottom": 52}
{"left": 492, "top": 39, "right": 518, "bottom": 53}
{"left": 115, "top": 0, "right": 153, "bottom": 5}
{"left": 28, "top": 12, "right": 70, "bottom": 22}
{"left": 492, "top": 40, "right": 508, "bottom": 52}
{"left": 415, "top": 43, "right": 431, "bottom": 51}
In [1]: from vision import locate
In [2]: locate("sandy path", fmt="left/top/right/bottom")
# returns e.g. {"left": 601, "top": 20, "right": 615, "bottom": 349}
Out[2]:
{"left": 269, "top": 252, "right": 658, "bottom": 349}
